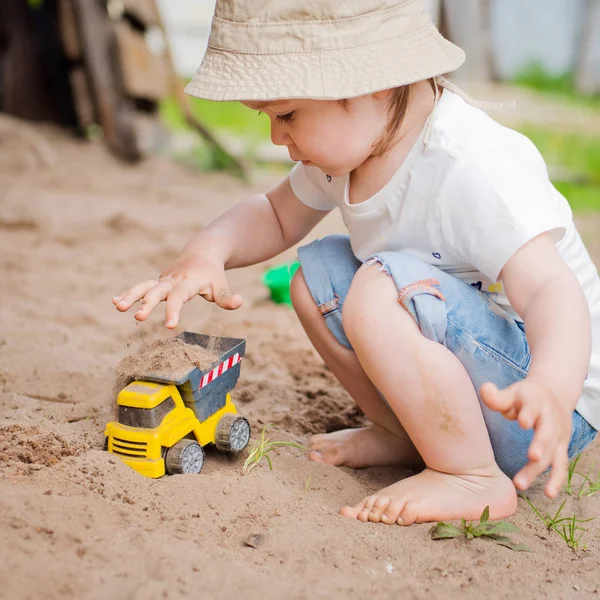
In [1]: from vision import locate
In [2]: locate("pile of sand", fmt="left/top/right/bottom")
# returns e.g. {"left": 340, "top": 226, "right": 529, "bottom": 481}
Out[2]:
{"left": 0, "top": 425, "right": 82, "bottom": 467}
{"left": 115, "top": 337, "right": 220, "bottom": 389}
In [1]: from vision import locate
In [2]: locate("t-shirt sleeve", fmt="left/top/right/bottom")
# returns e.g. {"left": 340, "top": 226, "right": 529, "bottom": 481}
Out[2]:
{"left": 289, "top": 163, "right": 337, "bottom": 211}
{"left": 440, "top": 139, "right": 570, "bottom": 282}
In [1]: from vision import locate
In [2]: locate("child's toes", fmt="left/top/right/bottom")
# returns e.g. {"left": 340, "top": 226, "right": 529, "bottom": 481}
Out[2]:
{"left": 367, "top": 497, "right": 391, "bottom": 523}
{"left": 308, "top": 444, "right": 343, "bottom": 465}
{"left": 339, "top": 505, "right": 357, "bottom": 518}
{"left": 396, "top": 502, "right": 418, "bottom": 526}
{"left": 340, "top": 495, "right": 374, "bottom": 520}
{"left": 380, "top": 499, "right": 407, "bottom": 524}
{"left": 308, "top": 433, "right": 328, "bottom": 448}
{"left": 357, "top": 506, "right": 373, "bottom": 522}
{"left": 308, "top": 449, "right": 324, "bottom": 462}
{"left": 357, "top": 496, "right": 379, "bottom": 521}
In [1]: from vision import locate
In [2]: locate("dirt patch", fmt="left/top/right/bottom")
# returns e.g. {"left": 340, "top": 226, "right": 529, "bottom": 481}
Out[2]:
{"left": 103, "top": 213, "right": 146, "bottom": 234}
{"left": 235, "top": 347, "right": 367, "bottom": 435}
{"left": 0, "top": 218, "right": 39, "bottom": 231}
{"left": 0, "top": 425, "right": 83, "bottom": 467}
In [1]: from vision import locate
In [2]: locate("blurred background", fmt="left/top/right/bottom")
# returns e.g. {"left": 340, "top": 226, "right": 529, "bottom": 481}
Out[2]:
{"left": 1, "top": 0, "right": 599, "bottom": 211}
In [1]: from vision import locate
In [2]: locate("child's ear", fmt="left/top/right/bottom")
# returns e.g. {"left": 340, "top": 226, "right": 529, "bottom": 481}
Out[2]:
{"left": 372, "top": 89, "right": 392, "bottom": 103}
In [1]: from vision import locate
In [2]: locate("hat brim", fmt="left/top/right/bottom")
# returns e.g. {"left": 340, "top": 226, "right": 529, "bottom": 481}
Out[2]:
{"left": 185, "top": 22, "right": 465, "bottom": 102}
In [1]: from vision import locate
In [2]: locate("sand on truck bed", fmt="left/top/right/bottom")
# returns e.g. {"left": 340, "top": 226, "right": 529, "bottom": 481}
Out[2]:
{"left": 115, "top": 336, "right": 220, "bottom": 389}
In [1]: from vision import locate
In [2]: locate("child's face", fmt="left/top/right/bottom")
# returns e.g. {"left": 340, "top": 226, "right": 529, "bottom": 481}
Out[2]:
{"left": 242, "top": 94, "right": 389, "bottom": 177}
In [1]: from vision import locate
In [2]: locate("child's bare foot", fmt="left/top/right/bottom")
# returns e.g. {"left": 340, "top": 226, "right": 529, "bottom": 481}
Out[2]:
{"left": 308, "top": 424, "right": 422, "bottom": 469}
{"left": 340, "top": 466, "right": 517, "bottom": 525}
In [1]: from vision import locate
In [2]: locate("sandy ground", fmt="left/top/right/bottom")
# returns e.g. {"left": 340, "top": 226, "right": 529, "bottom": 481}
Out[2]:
{"left": 1, "top": 123, "right": 599, "bottom": 600}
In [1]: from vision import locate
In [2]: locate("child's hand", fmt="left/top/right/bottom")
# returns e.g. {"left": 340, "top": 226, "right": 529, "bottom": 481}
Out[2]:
{"left": 113, "top": 254, "right": 243, "bottom": 329}
{"left": 480, "top": 379, "right": 571, "bottom": 498}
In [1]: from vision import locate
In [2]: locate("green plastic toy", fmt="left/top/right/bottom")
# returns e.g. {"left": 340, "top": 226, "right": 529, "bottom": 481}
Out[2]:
{"left": 261, "top": 262, "right": 300, "bottom": 305}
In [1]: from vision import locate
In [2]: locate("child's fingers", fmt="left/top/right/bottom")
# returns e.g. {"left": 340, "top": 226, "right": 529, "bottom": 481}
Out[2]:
{"left": 526, "top": 411, "right": 555, "bottom": 462}
{"left": 113, "top": 280, "right": 158, "bottom": 311}
{"left": 480, "top": 382, "right": 518, "bottom": 418}
{"left": 165, "top": 284, "right": 194, "bottom": 329}
{"left": 211, "top": 277, "right": 243, "bottom": 311}
{"left": 516, "top": 400, "right": 541, "bottom": 430}
{"left": 480, "top": 382, "right": 500, "bottom": 408}
{"left": 133, "top": 280, "right": 174, "bottom": 321}
{"left": 514, "top": 419, "right": 556, "bottom": 489}
{"left": 214, "top": 290, "right": 244, "bottom": 310}
{"left": 545, "top": 446, "right": 569, "bottom": 498}
{"left": 197, "top": 287, "right": 214, "bottom": 302}
{"left": 513, "top": 456, "right": 549, "bottom": 491}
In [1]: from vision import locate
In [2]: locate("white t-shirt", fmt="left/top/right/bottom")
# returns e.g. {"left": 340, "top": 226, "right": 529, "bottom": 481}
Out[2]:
{"left": 289, "top": 89, "right": 600, "bottom": 431}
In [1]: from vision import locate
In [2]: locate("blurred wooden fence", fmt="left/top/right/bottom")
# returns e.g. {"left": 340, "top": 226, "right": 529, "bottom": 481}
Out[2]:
{"left": 159, "top": 0, "right": 600, "bottom": 94}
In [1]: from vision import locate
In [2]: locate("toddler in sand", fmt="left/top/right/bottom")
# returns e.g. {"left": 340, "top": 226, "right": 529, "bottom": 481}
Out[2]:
{"left": 114, "top": 0, "right": 599, "bottom": 525}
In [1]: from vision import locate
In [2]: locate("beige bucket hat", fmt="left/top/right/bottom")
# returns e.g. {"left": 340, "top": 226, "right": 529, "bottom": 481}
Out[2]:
{"left": 185, "top": 0, "right": 466, "bottom": 102}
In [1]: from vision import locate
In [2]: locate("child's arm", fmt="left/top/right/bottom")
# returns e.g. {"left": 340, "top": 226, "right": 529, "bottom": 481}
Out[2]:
{"left": 113, "top": 177, "right": 328, "bottom": 327}
{"left": 480, "top": 232, "right": 592, "bottom": 498}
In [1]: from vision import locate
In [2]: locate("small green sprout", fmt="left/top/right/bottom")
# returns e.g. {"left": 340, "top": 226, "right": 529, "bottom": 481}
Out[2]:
{"left": 430, "top": 506, "right": 531, "bottom": 552}
{"left": 522, "top": 495, "right": 594, "bottom": 551}
{"left": 576, "top": 461, "right": 600, "bottom": 498}
{"left": 564, "top": 454, "right": 581, "bottom": 496}
{"left": 243, "top": 425, "right": 306, "bottom": 473}
{"left": 564, "top": 456, "right": 600, "bottom": 498}
{"left": 584, "top": 477, "right": 600, "bottom": 497}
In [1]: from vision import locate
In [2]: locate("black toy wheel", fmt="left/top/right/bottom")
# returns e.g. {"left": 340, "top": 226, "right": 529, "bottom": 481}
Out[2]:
{"left": 215, "top": 414, "right": 251, "bottom": 453}
{"left": 165, "top": 439, "right": 204, "bottom": 475}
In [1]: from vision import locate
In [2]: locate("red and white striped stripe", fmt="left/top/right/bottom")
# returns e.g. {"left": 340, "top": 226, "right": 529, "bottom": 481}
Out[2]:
{"left": 199, "top": 353, "right": 241, "bottom": 389}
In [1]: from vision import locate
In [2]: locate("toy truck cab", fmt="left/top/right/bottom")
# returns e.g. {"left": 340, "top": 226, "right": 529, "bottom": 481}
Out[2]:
{"left": 104, "top": 333, "right": 251, "bottom": 478}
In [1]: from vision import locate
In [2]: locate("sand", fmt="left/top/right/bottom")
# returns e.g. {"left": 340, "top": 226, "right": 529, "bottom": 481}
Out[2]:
{"left": 1, "top": 123, "right": 599, "bottom": 600}
{"left": 115, "top": 336, "right": 220, "bottom": 392}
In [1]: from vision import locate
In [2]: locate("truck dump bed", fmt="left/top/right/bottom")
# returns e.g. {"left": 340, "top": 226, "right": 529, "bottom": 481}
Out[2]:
{"left": 140, "top": 332, "right": 246, "bottom": 422}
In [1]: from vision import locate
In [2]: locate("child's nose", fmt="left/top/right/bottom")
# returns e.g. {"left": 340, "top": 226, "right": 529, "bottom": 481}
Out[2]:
{"left": 270, "top": 123, "right": 291, "bottom": 146}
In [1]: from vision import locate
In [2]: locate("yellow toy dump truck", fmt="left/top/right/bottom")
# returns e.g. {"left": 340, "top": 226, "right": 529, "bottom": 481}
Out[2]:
{"left": 104, "top": 333, "right": 250, "bottom": 478}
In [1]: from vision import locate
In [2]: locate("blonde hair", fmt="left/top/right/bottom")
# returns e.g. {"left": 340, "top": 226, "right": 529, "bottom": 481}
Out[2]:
{"left": 340, "top": 78, "right": 437, "bottom": 156}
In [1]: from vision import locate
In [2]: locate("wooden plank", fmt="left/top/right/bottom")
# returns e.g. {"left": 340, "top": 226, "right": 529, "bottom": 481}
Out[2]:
{"left": 442, "top": 0, "right": 491, "bottom": 82}
{"left": 57, "top": 0, "right": 82, "bottom": 60}
{"left": 74, "top": 0, "right": 140, "bottom": 160}
{"left": 69, "top": 66, "right": 95, "bottom": 127}
{"left": 123, "top": 0, "right": 161, "bottom": 26}
{"left": 114, "top": 22, "right": 171, "bottom": 100}
{"left": 576, "top": 0, "right": 600, "bottom": 95}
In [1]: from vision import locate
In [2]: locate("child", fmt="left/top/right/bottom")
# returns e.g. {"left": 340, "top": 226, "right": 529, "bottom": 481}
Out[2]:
{"left": 113, "top": 0, "right": 599, "bottom": 525}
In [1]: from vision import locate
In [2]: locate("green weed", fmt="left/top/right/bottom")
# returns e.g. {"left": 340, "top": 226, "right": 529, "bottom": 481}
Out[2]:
{"left": 243, "top": 425, "right": 306, "bottom": 473}
{"left": 430, "top": 506, "right": 530, "bottom": 552}
{"left": 576, "top": 461, "right": 600, "bottom": 498}
{"left": 584, "top": 478, "right": 600, "bottom": 497}
{"left": 565, "top": 454, "right": 582, "bottom": 496}
{"left": 563, "top": 456, "right": 600, "bottom": 498}
{"left": 522, "top": 495, "right": 594, "bottom": 551}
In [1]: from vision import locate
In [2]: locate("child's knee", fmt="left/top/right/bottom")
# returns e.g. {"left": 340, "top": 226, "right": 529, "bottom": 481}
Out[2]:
{"left": 342, "top": 262, "right": 415, "bottom": 343}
